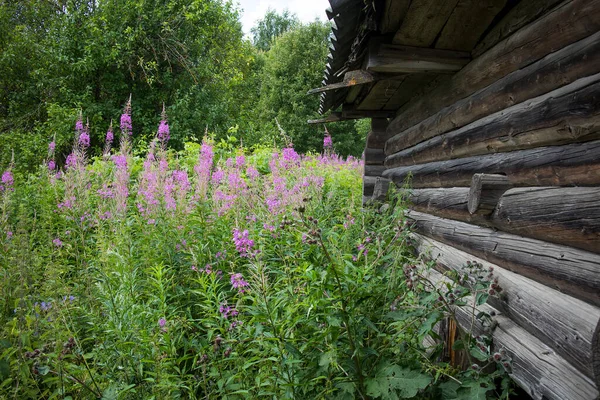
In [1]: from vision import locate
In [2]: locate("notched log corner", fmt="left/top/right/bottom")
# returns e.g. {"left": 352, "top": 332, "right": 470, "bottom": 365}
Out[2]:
{"left": 468, "top": 173, "right": 513, "bottom": 215}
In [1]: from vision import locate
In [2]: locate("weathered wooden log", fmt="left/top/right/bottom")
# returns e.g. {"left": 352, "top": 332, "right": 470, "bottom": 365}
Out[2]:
{"left": 473, "top": 0, "right": 564, "bottom": 56}
{"left": 413, "top": 233, "right": 600, "bottom": 381}
{"left": 467, "top": 174, "right": 512, "bottom": 216}
{"left": 363, "top": 148, "right": 385, "bottom": 165}
{"left": 386, "top": 0, "right": 600, "bottom": 139}
{"left": 364, "top": 165, "right": 386, "bottom": 177}
{"left": 366, "top": 42, "right": 471, "bottom": 74}
{"left": 407, "top": 210, "right": 600, "bottom": 306}
{"left": 362, "top": 176, "right": 377, "bottom": 196}
{"left": 424, "top": 269, "right": 600, "bottom": 399}
{"left": 383, "top": 140, "right": 600, "bottom": 188}
{"left": 372, "top": 177, "right": 390, "bottom": 201}
{"left": 385, "top": 73, "right": 600, "bottom": 163}
{"left": 408, "top": 187, "right": 600, "bottom": 254}
{"left": 365, "top": 118, "right": 391, "bottom": 149}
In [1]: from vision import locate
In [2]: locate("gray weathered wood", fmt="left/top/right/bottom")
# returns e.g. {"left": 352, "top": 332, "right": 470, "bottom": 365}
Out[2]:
{"left": 341, "top": 105, "right": 395, "bottom": 119}
{"left": 379, "top": 0, "right": 410, "bottom": 34}
{"left": 365, "top": 118, "right": 391, "bottom": 149}
{"left": 435, "top": 0, "right": 507, "bottom": 52}
{"left": 385, "top": 73, "right": 600, "bottom": 161}
{"left": 387, "top": 0, "right": 600, "bottom": 139}
{"left": 392, "top": 0, "right": 460, "bottom": 47}
{"left": 363, "top": 148, "right": 385, "bottom": 165}
{"left": 366, "top": 42, "right": 471, "bottom": 74}
{"left": 363, "top": 175, "right": 378, "bottom": 196}
{"left": 307, "top": 113, "right": 344, "bottom": 124}
{"left": 381, "top": 74, "right": 437, "bottom": 111}
{"left": 364, "top": 165, "right": 386, "bottom": 177}
{"left": 383, "top": 140, "right": 600, "bottom": 188}
{"left": 307, "top": 70, "right": 377, "bottom": 95}
{"left": 408, "top": 187, "right": 600, "bottom": 254}
{"left": 385, "top": 32, "right": 600, "bottom": 154}
{"left": 372, "top": 177, "right": 390, "bottom": 201}
{"left": 473, "top": 0, "right": 564, "bottom": 57}
{"left": 467, "top": 174, "right": 512, "bottom": 215}
{"left": 414, "top": 234, "right": 600, "bottom": 381}
{"left": 407, "top": 210, "right": 600, "bottom": 306}
{"left": 357, "top": 80, "right": 404, "bottom": 110}
{"left": 427, "top": 268, "right": 600, "bottom": 399}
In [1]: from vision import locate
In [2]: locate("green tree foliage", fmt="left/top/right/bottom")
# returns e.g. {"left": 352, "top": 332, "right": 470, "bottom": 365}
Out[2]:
{"left": 0, "top": 3, "right": 366, "bottom": 172}
{"left": 0, "top": 0, "right": 252, "bottom": 166}
{"left": 250, "top": 8, "right": 298, "bottom": 52}
{"left": 253, "top": 21, "right": 366, "bottom": 156}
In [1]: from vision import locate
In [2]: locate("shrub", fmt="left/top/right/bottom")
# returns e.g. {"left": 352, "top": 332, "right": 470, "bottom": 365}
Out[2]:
{"left": 0, "top": 108, "right": 513, "bottom": 399}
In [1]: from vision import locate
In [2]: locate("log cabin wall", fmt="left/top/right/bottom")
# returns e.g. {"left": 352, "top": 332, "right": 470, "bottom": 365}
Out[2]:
{"left": 311, "top": 0, "right": 600, "bottom": 398}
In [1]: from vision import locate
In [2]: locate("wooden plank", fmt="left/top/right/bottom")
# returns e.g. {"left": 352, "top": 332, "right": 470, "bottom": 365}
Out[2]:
{"left": 425, "top": 270, "right": 600, "bottom": 399}
{"left": 392, "top": 0, "right": 460, "bottom": 47}
{"left": 383, "top": 140, "right": 600, "bottom": 188}
{"left": 307, "top": 113, "right": 343, "bottom": 124}
{"left": 307, "top": 70, "right": 377, "bottom": 95}
{"left": 385, "top": 32, "right": 600, "bottom": 155}
{"left": 387, "top": 0, "right": 600, "bottom": 139}
{"left": 473, "top": 0, "right": 564, "bottom": 57}
{"left": 366, "top": 42, "right": 471, "bottom": 74}
{"left": 408, "top": 186, "right": 600, "bottom": 254}
{"left": 384, "top": 75, "right": 447, "bottom": 111}
{"left": 385, "top": 74, "right": 600, "bottom": 165}
{"left": 341, "top": 105, "right": 395, "bottom": 119}
{"left": 357, "top": 80, "right": 403, "bottom": 110}
{"left": 382, "top": 74, "right": 436, "bottom": 110}
{"left": 414, "top": 234, "right": 600, "bottom": 380}
{"left": 407, "top": 210, "right": 600, "bottom": 307}
{"left": 435, "top": 0, "right": 507, "bottom": 52}
{"left": 379, "top": 0, "right": 410, "bottom": 34}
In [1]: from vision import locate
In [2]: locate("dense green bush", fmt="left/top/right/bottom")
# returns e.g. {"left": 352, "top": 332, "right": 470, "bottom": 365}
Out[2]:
{"left": 0, "top": 4, "right": 366, "bottom": 173}
{"left": 0, "top": 110, "right": 515, "bottom": 399}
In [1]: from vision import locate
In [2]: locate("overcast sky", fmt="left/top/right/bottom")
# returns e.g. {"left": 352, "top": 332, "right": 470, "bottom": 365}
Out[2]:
{"left": 235, "top": 0, "right": 330, "bottom": 35}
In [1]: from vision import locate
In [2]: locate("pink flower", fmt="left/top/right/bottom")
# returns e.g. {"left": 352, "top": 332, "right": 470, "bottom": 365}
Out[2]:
{"left": 120, "top": 113, "right": 132, "bottom": 134}
{"left": 53, "top": 238, "right": 63, "bottom": 247}
{"left": 323, "top": 133, "right": 333, "bottom": 149}
{"left": 49, "top": 141, "right": 56, "bottom": 151}
{"left": 230, "top": 272, "right": 249, "bottom": 293}
{"left": 48, "top": 160, "right": 56, "bottom": 171}
{"left": 106, "top": 127, "right": 114, "bottom": 143}
{"left": 158, "top": 318, "right": 166, "bottom": 328}
{"left": 232, "top": 229, "right": 254, "bottom": 258}
{"left": 1, "top": 171, "right": 14, "bottom": 189}
{"left": 79, "top": 131, "right": 90, "bottom": 147}
{"left": 157, "top": 120, "right": 170, "bottom": 143}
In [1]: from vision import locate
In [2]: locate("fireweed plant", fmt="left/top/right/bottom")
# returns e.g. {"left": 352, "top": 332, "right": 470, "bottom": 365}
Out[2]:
{"left": 0, "top": 104, "right": 514, "bottom": 399}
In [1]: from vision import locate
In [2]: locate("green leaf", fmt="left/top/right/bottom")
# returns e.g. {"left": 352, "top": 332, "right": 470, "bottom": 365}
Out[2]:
{"left": 452, "top": 340, "right": 464, "bottom": 351}
{"left": 475, "top": 293, "right": 489, "bottom": 306}
{"left": 366, "top": 363, "right": 432, "bottom": 399}
{"left": 418, "top": 311, "right": 443, "bottom": 338}
{"left": 36, "top": 365, "right": 50, "bottom": 376}
{"left": 469, "top": 346, "right": 489, "bottom": 362}
{"left": 455, "top": 380, "right": 491, "bottom": 400}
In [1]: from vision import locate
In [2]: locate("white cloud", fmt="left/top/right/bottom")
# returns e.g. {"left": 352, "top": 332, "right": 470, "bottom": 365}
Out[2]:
{"left": 235, "top": 0, "right": 330, "bottom": 35}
